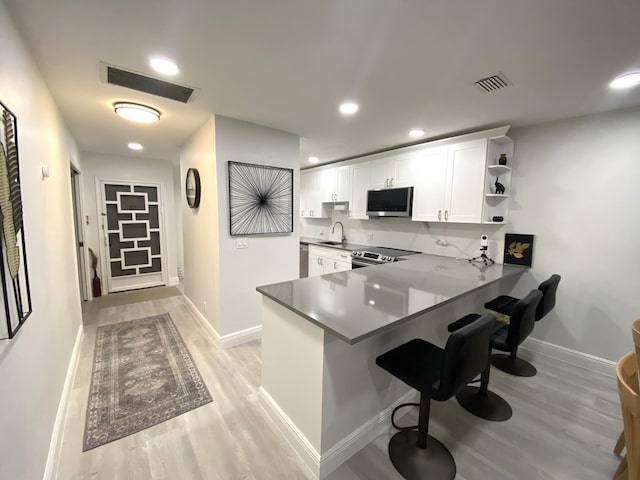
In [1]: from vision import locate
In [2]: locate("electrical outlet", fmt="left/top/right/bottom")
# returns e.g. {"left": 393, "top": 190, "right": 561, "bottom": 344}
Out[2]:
{"left": 236, "top": 237, "right": 248, "bottom": 249}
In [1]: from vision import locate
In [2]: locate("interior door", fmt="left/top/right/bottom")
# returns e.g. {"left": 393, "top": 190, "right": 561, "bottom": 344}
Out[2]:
{"left": 98, "top": 180, "right": 166, "bottom": 293}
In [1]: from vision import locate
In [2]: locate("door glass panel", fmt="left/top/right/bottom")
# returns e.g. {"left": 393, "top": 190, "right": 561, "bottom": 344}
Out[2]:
{"left": 106, "top": 205, "right": 132, "bottom": 230}
{"left": 139, "top": 257, "right": 161, "bottom": 274}
{"left": 124, "top": 250, "right": 149, "bottom": 267}
{"left": 122, "top": 223, "right": 148, "bottom": 239}
{"left": 105, "top": 184, "right": 131, "bottom": 201}
{"left": 119, "top": 194, "right": 146, "bottom": 211}
{"left": 136, "top": 205, "right": 159, "bottom": 228}
{"left": 138, "top": 232, "right": 161, "bottom": 255}
{"left": 109, "top": 233, "right": 135, "bottom": 259}
{"left": 133, "top": 185, "right": 158, "bottom": 202}
{"left": 111, "top": 261, "right": 137, "bottom": 277}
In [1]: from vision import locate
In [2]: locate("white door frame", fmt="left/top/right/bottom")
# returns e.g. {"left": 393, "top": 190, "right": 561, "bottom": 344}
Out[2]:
{"left": 70, "top": 163, "right": 91, "bottom": 301}
{"left": 95, "top": 177, "right": 169, "bottom": 294}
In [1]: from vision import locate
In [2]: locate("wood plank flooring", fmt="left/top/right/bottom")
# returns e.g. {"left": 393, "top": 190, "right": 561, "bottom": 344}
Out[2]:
{"left": 56, "top": 293, "right": 624, "bottom": 479}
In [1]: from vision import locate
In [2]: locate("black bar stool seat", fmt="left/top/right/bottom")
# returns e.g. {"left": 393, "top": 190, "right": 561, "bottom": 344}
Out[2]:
{"left": 376, "top": 314, "right": 496, "bottom": 480}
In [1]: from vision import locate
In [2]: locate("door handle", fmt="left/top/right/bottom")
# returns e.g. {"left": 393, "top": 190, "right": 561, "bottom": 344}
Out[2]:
{"left": 438, "top": 210, "right": 442, "bottom": 221}
{"left": 444, "top": 210, "right": 449, "bottom": 221}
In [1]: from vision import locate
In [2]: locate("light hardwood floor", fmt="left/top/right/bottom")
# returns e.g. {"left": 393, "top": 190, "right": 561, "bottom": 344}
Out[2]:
{"left": 57, "top": 293, "right": 624, "bottom": 479}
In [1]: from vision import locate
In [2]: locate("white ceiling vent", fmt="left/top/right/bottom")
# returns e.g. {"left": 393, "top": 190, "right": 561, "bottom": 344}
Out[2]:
{"left": 474, "top": 73, "right": 511, "bottom": 93}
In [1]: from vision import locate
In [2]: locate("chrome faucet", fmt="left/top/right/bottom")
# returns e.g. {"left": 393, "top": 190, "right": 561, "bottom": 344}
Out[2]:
{"left": 331, "top": 221, "right": 346, "bottom": 244}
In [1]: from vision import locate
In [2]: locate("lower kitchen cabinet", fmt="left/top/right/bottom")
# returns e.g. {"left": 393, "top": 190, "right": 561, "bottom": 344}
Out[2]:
{"left": 308, "top": 246, "right": 352, "bottom": 277}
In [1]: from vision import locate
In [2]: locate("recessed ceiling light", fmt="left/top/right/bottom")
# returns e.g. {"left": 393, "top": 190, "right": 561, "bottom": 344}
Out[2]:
{"left": 409, "top": 129, "right": 425, "bottom": 138}
{"left": 309, "top": 156, "right": 319, "bottom": 164}
{"left": 128, "top": 142, "right": 144, "bottom": 151}
{"left": 339, "top": 102, "right": 359, "bottom": 115}
{"left": 610, "top": 72, "right": 640, "bottom": 89}
{"left": 113, "top": 102, "right": 161, "bottom": 123}
{"left": 149, "top": 57, "right": 179, "bottom": 76}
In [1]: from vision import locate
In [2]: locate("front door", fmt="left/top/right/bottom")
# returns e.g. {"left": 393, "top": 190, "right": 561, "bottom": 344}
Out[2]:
{"left": 98, "top": 180, "right": 166, "bottom": 293}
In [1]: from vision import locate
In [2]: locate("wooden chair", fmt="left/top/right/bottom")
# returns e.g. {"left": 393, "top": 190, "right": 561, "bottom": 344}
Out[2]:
{"left": 612, "top": 351, "right": 640, "bottom": 480}
{"left": 614, "top": 318, "right": 640, "bottom": 456}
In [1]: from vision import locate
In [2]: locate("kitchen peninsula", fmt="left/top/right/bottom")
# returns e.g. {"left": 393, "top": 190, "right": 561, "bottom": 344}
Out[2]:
{"left": 256, "top": 253, "right": 525, "bottom": 479}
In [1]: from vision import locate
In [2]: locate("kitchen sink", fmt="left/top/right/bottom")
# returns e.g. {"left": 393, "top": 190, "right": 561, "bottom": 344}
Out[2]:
{"left": 318, "top": 241, "right": 344, "bottom": 245}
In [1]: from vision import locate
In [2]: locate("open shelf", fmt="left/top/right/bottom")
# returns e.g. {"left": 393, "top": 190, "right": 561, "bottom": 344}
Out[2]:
{"left": 485, "top": 194, "right": 509, "bottom": 198}
{"left": 488, "top": 165, "right": 511, "bottom": 175}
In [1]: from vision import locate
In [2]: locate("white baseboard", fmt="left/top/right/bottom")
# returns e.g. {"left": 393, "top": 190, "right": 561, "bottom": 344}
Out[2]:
{"left": 521, "top": 337, "right": 616, "bottom": 378}
{"left": 43, "top": 325, "right": 84, "bottom": 480}
{"left": 259, "top": 386, "right": 321, "bottom": 479}
{"left": 259, "top": 386, "right": 417, "bottom": 480}
{"left": 181, "top": 293, "right": 261, "bottom": 349}
{"left": 168, "top": 276, "right": 180, "bottom": 286}
{"left": 319, "top": 389, "right": 418, "bottom": 478}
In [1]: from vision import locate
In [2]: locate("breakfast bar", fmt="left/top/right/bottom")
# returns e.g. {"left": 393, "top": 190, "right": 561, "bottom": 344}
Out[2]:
{"left": 256, "top": 253, "right": 525, "bottom": 479}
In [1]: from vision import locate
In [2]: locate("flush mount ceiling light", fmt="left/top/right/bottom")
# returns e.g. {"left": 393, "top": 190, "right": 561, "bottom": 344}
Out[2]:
{"left": 149, "top": 56, "right": 179, "bottom": 76}
{"left": 308, "top": 156, "right": 319, "bottom": 164}
{"left": 113, "top": 102, "right": 161, "bottom": 123}
{"left": 610, "top": 72, "right": 640, "bottom": 89}
{"left": 409, "top": 129, "right": 425, "bottom": 138}
{"left": 339, "top": 102, "right": 359, "bottom": 115}
{"left": 128, "top": 142, "right": 143, "bottom": 151}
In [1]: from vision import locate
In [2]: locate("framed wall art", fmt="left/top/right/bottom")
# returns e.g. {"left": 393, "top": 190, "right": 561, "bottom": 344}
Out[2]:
{"left": 503, "top": 233, "right": 534, "bottom": 267}
{"left": 0, "top": 101, "right": 32, "bottom": 339}
{"left": 227, "top": 161, "right": 293, "bottom": 236}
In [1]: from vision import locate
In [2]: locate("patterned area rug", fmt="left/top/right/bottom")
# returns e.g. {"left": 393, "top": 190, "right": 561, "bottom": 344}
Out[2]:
{"left": 83, "top": 313, "right": 212, "bottom": 451}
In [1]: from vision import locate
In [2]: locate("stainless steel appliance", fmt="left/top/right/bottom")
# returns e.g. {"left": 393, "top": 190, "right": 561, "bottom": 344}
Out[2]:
{"left": 366, "top": 186, "right": 413, "bottom": 217}
{"left": 351, "top": 246, "right": 421, "bottom": 268}
{"left": 300, "top": 243, "right": 309, "bottom": 278}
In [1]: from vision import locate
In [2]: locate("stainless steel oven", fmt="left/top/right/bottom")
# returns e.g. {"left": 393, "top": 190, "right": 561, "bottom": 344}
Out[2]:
{"left": 351, "top": 247, "right": 421, "bottom": 268}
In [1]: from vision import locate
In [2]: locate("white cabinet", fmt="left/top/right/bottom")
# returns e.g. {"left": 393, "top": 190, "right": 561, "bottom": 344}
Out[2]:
{"left": 319, "top": 165, "right": 350, "bottom": 202}
{"left": 300, "top": 171, "right": 328, "bottom": 218}
{"left": 349, "top": 161, "right": 370, "bottom": 219}
{"left": 412, "top": 139, "right": 488, "bottom": 223}
{"left": 308, "top": 246, "right": 352, "bottom": 277}
{"left": 370, "top": 152, "right": 415, "bottom": 189}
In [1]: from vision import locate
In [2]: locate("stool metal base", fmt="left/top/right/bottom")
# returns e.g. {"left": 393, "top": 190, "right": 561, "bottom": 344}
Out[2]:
{"left": 388, "top": 430, "right": 456, "bottom": 480}
{"left": 455, "top": 385, "right": 513, "bottom": 421}
{"left": 491, "top": 353, "right": 538, "bottom": 377}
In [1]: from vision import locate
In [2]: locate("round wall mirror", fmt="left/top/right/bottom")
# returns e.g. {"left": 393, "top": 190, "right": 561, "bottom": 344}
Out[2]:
{"left": 185, "top": 168, "right": 201, "bottom": 208}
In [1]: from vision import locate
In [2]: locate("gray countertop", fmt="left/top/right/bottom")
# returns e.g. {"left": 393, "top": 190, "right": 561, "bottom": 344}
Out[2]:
{"left": 299, "top": 236, "right": 370, "bottom": 251}
{"left": 257, "top": 253, "right": 526, "bottom": 344}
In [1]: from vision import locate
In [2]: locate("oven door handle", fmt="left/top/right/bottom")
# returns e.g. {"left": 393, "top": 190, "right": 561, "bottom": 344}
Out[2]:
{"left": 351, "top": 258, "right": 376, "bottom": 268}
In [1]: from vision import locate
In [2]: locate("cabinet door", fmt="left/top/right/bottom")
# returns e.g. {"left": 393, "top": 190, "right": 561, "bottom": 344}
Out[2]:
{"left": 335, "top": 165, "right": 351, "bottom": 202}
{"left": 308, "top": 253, "right": 324, "bottom": 277}
{"left": 349, "top": 162, "right": 370, "bottom": 219}
{"left": 370, "top": 157, "right": 393, "bottom": 189}
{"left": 411, "top": 146, "right": 448, "bottom": 221}
{"left": 389, "top": 153, "right": 415, "bottom": 187}
{"left": 328, "top": 259, "right": 352, "bottom": 274}
{"left": 300, "top": 172, "right": 312, "bottom": 217}
{"left": 318, "top": 169, "right": 336, "bottom": 202}
{"left": 445, "top": 139, "right": 487, "bottom": 223}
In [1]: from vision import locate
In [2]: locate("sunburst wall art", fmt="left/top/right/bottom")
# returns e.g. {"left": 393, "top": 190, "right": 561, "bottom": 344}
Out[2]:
{"left": 228, "top": 161, "right": 293, "bottom": 236}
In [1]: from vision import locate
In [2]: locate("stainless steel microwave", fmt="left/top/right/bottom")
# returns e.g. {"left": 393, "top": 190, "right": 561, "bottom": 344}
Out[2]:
{"left": 366, "top": 186, "right": 413, "bottom": 217}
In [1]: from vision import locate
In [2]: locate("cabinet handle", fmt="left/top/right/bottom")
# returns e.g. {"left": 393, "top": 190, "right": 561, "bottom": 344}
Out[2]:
{"left": 445, "top": 210, "right": 449, "bottom": 221}
{"left": 390, "top": 178, "right": 394, "bottom": 187}
{"left": 384, "top": 179, "right": 388, "bottom": 188}
{"left": 334, "top": 261, "right": 337, "bottom": 269}
{"left": 319, "top": 258, "right": 323, "bottom": 265}
{"left": 348, "top": 210, "right": 352, "bottom": 217}
{"left": 438, "top": 210, "right": 442, "bottom": 221}
{"left": 339, "top": 253, "right": 348, "bottom": 259}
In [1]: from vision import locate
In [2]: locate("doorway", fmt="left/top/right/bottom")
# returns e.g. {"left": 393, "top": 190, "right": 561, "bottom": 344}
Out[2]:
{"left": 70, "top": 166, "right": 89, "bottom": 301}
{"left": 97, "top": 179, "right": 167, "bottom": 293}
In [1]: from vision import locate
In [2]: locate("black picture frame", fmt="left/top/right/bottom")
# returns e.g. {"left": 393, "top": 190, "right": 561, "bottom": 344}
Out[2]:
{"left": 185, "top": 168, "right": 201, "bottom": 208}
{"left": 0, "top": 101, "right": 33, "bottom": 339}
{"left": 227, "top": 161, "right": 293, "bottom": 236}
{"left": 503, "top": 233, "right": 534, "bottom": 267}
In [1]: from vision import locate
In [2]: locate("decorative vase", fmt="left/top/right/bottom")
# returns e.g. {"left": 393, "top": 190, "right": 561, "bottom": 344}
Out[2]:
{"left": 498, "top": 153, "right": 507, "bottom": 166}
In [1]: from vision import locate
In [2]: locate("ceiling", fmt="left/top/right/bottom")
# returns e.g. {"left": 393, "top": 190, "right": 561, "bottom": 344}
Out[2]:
{"left": 5, "top": 0, "right": 640, "bottom": 166}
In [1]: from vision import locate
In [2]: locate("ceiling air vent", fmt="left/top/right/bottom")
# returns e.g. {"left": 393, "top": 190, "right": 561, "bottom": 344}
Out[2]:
{"left": 474, "top": 73, "right": 511, "bottom": 93}
{"left": 100, "top": 62, "right": 198, "bottom": 103}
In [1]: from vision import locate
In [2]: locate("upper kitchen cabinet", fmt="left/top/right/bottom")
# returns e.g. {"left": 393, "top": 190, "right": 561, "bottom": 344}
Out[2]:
{"left": 300, "top": 171, "right": 328, "bottom": 218}
{"left": 319, "top": 165, "right": 350, "bottom": 202}
{"left": 370, "top": 152, "right": 415, "bottom": 189}
{"left": 412, "top": 138, "right": 488, "bottom": 223}
{"left": 349, "top": 161, "right": 370, "bottom": 219}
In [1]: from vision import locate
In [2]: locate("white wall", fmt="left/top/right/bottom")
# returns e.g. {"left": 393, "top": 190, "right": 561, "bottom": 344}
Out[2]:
{"left": 80, "top": 152, "right": 180, "bottom": 291}
{"left": 0, "top": 3, "right": 83, "bottom": 479}
{"left": 180, "top": 117, "right": 222, "bottom": 332}
{"left": 508, "top": 107, "right": 640, "bottom": 362}
{"left": 215, "top": 116, "right": 300, "bottom": 335}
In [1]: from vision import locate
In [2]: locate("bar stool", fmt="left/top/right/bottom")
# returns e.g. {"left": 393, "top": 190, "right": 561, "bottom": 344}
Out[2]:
{"left": 447, "top": 289, "right": 542, "bottom": 421}
{"left": 612, "top": 351, "right": 640, "bottom": 480}
{"left": 614, "top": 317, "right": 640, "bottom": 457}
{"left": 376, "top": 313, "right": 496, "bottom": 480}
{"left": 484, "top": 274, "right": 561, "bottom": 377}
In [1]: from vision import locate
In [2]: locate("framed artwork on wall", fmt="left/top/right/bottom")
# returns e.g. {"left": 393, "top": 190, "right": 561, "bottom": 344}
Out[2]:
{"left": 0, "top": 101, "right": 32, "bottom": 339}
{"left": 503, "top": 233, "right": 534, "bottom": 267}
{"left": 227, "top": 161, "right": 293, "bottom": 236}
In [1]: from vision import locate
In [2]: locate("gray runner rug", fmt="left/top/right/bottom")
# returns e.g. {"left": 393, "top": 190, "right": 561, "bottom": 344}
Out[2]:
{"left": 83, "top": 313, "right": 212, "bottom": 451}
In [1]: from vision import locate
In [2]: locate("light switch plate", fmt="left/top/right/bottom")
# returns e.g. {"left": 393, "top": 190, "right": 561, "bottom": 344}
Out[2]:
{"left": 236, "top": 237, "right": 248, "bottom": 249}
